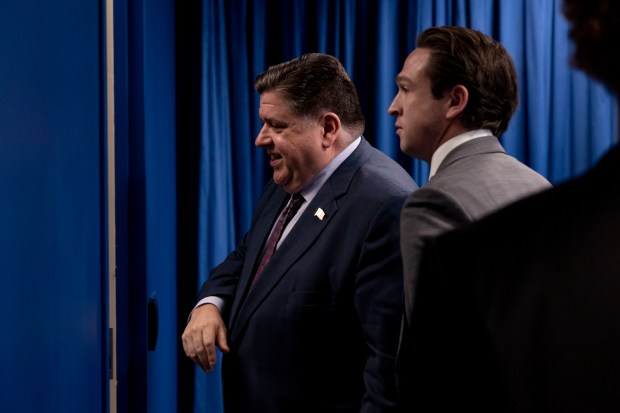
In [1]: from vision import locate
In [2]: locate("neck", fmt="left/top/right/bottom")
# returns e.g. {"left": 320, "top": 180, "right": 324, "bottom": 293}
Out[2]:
{"left": 426, "top": 122, "right": 467, "bottom": 163}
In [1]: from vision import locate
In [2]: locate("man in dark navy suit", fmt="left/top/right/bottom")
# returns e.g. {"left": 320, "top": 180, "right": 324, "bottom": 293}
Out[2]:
{"left": 402, "top": 1, "right": 620, "bottom": 411}
{"left": 182, "top": 53, "right": 417, "bottom": 413}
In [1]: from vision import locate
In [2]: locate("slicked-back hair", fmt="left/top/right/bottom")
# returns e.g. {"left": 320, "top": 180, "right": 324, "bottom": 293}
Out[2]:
{"left": 563, "top": 0, "right": 620, "bottom": 94}
{"left": 254, "top": 53, "right": 365, "bottom": 137}
{"left": 417, "top": 26, "right": 518, "bottom": 137}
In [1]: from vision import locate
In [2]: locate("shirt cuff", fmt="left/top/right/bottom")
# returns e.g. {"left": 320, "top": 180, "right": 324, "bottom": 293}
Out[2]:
{"left": 187, "top": 296, "right": 226, "bottom": 322}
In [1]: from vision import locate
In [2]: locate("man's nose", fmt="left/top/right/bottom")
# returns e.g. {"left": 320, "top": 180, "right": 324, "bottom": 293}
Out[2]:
{"left": 255, "top": 125, "right": 270, "bottom": 147}
{"left": 388, "top": 96, "right": 400, "bottom": 116}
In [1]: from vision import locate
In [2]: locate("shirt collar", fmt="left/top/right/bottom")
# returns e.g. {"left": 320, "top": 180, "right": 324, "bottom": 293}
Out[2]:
{"left": 429, "top": 129, "right": 492, "bottom": 179}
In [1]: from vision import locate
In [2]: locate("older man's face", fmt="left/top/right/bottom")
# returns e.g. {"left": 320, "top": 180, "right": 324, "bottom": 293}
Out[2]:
{"left": 255, "top": 91, "right": 326, "bottom": 193}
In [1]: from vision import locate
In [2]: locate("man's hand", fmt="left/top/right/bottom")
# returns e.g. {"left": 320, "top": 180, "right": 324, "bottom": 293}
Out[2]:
{"left": 182, "top": 304, "right": 230, "bottom": 372}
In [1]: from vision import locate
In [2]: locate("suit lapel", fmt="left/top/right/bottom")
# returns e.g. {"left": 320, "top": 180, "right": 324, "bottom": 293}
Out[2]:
{"left": 227, "top": 190, "right": 288, "bottom": 327}
{"left": 228, "top": 138, "right": 373, "bottom": 344}
{"left": 243, "top": 191, "right": 290, "bottom": 275}
{"left": 229, "top": 188, "right": 338, "bottom": 343}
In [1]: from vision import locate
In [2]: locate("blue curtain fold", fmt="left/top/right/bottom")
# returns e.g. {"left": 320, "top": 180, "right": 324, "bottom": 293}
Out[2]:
{"left": 196, "top": 0, "right": 617, "bottom": 411}
{"left": 195, "top": 0, "right": 233, "bottom": 412}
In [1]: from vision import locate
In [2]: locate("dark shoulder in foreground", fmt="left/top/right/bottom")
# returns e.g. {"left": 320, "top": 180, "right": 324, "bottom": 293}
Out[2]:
{"left": 436, "top": 144, "right": 620, "bottom": 251}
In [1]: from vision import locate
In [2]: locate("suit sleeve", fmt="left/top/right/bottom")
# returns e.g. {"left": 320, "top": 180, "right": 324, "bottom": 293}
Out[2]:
{"left": 196, "top": 181, "right": 277, "bottom": 322}
{"left": 196, "top": 232, "right": 249, "bottom": 321}
{"left": 400, "top": 186, "right": 471, "bottom": 323}
{"left": 354, "top": 195, "right": 407, "bottom": 413}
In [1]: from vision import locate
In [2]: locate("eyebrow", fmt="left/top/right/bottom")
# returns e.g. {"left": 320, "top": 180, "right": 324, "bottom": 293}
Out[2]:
{"left": 260, "top": 116, "right": 286, "bottom": 127}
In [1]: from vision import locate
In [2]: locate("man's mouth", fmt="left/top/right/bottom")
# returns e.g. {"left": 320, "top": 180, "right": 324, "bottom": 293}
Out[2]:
{"left": 269, "top": 153, "right": 282, "bottom": 167}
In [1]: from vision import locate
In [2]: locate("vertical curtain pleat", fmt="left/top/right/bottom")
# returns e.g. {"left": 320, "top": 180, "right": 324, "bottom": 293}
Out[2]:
{"left": 196, "top": 1, "right": 618, "bottom": 411}
{"left": 549, "top": 0, "right": 573, "bottom": 180}
{"left": 524, "top": 0, "right": 555, "bottom": 175}
{"left": 227, "top": 0, "right": 255, "bottom": 239}
{"left": 195, "top": 0, "right": 233, "bottom": 412}
{"left": 498, "top": 0, "right": 527, "bottom": 161}
{"left": 250, "top": 0, "right": 268, "bottom": 205}
{"left": 375, "top": 0, "right": 403, "bottom": 159}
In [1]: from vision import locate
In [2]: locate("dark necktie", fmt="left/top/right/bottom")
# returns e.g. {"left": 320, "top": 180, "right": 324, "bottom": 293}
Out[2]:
{"left": 252, "top": 193, "right": 305, "bottom": 286}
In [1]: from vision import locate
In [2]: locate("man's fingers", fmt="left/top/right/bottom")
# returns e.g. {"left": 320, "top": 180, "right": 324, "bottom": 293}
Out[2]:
{"left": 202, "top": 328, "right": 218, "bottom": 372}
{"left": 217, "top": 325, "right": 230, "bottom": 353}
{"left": 181, "top": 325, "right": 209, "bottom": 371}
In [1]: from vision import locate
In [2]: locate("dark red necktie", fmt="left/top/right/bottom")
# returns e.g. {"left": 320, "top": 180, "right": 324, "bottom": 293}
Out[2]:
{"left": 252, "top": 193, "right": 305, "bottom": 286}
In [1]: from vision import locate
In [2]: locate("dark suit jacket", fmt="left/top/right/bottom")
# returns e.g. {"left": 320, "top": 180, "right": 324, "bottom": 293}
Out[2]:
{"left": 397, "top": 137, "right": 550, "bottom": 408}
{"left": 198, "top": 138, "right": 417, "bottom": 413}
{"left": 402, "top": 145, "right": 620, "bottom": 412}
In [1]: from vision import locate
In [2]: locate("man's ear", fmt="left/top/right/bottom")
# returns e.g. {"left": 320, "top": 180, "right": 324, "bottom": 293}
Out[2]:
{"left": 321, "top": 112, "right": 341, "bottom": 148}
{"left": 446, "top": 85, "right": 468, "bottom": 120}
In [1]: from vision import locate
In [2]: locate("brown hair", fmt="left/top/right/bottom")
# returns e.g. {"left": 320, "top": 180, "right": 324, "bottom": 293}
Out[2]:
{"left": 417, "top": 26, "right": 518, "bottom": 136}
{"left": 563, "top": 0, "right": 620, "bottom": 94}
{"left": 254, "top": 53, "right": 365, "bottom": 137}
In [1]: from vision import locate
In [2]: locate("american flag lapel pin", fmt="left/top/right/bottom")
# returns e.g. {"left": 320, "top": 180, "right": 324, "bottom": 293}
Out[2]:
{"left": 314, "top": 208, "right": 325, "bottom": 221}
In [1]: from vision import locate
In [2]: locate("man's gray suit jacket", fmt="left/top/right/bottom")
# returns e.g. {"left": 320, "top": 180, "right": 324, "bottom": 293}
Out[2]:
{"left": 400, "top": 135, "right": 551, "bottom": 324}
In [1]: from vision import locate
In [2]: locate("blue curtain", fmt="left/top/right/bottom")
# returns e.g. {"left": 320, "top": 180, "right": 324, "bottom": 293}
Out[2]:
{"left": 196, "top": 0, "right": 617, "bottom": 411}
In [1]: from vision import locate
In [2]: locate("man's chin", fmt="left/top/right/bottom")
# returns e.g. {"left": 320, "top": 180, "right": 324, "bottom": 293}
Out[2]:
{"left": 278, "top": 179, "right": 300, "bottom": 194}
{"left": 272, "top": 172, "right": 282, "bottom": 183}
{"left": 400, "top": 143, "right": 418, "bottom": 159}
{"left": 273, "top": 174, "right": 288, "bottom": 188}
{"left": 273, "top": 172, "right": 303, "bottom": 193}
